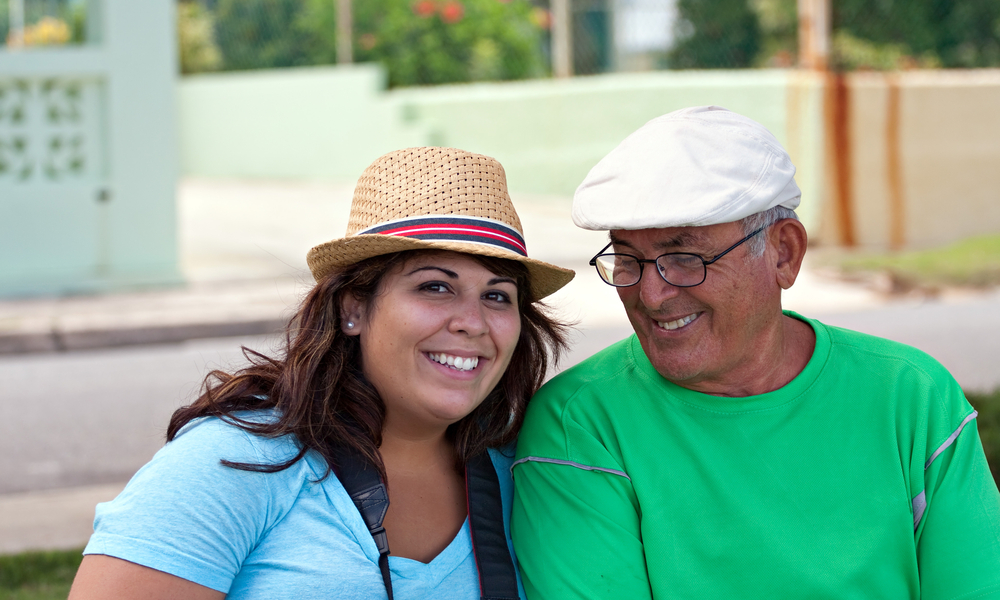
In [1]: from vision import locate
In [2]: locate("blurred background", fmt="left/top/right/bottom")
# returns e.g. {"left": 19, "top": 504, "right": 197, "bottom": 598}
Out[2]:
{"left": 0, "top": 0, "right": 998, "bottom": 594}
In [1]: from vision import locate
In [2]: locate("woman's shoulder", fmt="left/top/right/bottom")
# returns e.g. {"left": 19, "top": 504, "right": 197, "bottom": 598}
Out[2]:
{"left": 169, "top": 412, "right": 303, "bottom": 468}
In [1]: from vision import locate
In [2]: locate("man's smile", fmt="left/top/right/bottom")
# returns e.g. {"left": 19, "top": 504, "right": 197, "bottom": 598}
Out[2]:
{"left": 655, "top": 312, "right": 700, "bottom": 331}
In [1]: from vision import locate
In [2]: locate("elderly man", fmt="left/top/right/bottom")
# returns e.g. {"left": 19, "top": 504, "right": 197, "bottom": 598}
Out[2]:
{"left": 511, "top": 106, "right": 1000, "bottom": 599}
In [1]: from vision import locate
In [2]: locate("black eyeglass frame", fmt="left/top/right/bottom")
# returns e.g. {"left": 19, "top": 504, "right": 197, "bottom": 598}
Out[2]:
{"left": 588, "top": 225, "right": 768, "bottom": 288}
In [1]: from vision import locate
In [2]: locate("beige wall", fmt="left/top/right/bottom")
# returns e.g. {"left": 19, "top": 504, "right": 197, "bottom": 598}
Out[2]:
{"left": 824, "top": 69, "right": 1000, "bottom": 249}
{"left": 177, "top": 66, "right": 1000, "bottom": 251}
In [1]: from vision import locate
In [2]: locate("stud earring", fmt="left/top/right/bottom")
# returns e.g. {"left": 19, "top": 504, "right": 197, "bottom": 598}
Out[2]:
{"left": 346, "top": 321, "right": 355, "bottom": 329}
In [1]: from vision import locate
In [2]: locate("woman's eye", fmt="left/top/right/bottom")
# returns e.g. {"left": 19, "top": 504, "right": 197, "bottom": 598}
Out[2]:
{"left": 420, "top": 282, "right": 450, "bottom": 294}
{"left": 484, "top": 290, "right": 512, "bottom": 304}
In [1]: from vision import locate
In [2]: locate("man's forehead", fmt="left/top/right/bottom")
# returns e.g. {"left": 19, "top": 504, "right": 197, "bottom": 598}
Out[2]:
{"left": 609, "top": 226, "right": 724, "bottom": 250}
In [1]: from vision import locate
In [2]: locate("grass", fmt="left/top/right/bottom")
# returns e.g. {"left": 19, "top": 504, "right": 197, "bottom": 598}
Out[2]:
{"left": 0, "top": 548, "right": 83, "bottom": 600}
{"left": 816, "top": 234, "right": 1000, "bottom": 293}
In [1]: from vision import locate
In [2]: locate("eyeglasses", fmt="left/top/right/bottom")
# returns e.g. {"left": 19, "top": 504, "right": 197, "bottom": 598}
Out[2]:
{"left": 589, "top": 226, "right": 767, "bottom": 288}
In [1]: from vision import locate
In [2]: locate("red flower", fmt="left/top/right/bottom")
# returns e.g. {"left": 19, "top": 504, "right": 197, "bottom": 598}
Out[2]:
{"left": 413, "top": 0, "right": 436, "bottom": 17}
{"left": 440, "top": 1, "right": 464, "bottom": 23}
{"left": 530, "top": 7, "right": 551, "bottom": 30}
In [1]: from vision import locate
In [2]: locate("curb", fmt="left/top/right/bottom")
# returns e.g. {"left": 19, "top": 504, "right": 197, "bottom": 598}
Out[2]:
{"left": 0, "top": 318, "right": 287, "bottom": 356}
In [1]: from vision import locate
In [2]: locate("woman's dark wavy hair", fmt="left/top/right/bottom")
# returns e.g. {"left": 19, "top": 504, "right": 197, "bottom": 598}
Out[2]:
{"left": 167, "top": 250, "right": 570, "bottom": 479}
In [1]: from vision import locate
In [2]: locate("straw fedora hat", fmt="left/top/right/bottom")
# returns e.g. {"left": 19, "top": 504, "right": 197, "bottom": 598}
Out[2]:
{"left": 307, "top": 147, "right": 574, "bottom": 300}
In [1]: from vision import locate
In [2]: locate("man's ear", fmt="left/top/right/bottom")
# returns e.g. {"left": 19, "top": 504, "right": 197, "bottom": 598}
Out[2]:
{"left": 339, "top": 294, "right": 364, "bottom": 336}
{"left": 771, "top": 218, "right": 808, "bottom": 290}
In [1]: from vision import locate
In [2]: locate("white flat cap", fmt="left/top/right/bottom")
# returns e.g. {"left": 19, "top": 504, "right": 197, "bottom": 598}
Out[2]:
{"left": 572, "top": 106, "right": 801, "bottom": 230}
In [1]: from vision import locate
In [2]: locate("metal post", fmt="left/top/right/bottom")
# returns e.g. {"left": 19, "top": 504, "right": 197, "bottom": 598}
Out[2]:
{"left": 551, "top": 0, "right": 573, "bottom": 78}
{"left": 9, "top": 0, "right": 25, "bottom": 48}
{"left": 797, "top": 0, "right": 829, "bottom": 70}
{"left": 336, "top": 0, "right": 353, "bottom": 64}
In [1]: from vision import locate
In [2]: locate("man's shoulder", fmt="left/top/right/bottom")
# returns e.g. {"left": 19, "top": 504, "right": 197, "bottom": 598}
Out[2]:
{"left": 523, "top": 334, "right": 652, "bottom": 434}
{"left": 805, "top": 316, "right": 963, "bottom": 406}
{"left": 540, "top": 334, "right": 643, "bottom": 397}
{"left": 816, "top": 318, "right": 952, "bottom": 376}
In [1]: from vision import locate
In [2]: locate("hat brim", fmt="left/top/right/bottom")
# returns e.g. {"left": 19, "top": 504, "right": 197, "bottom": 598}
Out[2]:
{"left": 307, "top": 234, "right": 575, "bottom": 302}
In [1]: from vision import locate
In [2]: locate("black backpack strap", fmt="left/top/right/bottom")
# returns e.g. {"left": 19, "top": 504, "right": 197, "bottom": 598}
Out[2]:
{"left": 333, "top": 447, "right": 393, "bottom": 600}
{"left": 335, "top": 447, "right": 519, "bottom": 600}
{"left": 466, "top": 451, "right": 520, "bottom": 600}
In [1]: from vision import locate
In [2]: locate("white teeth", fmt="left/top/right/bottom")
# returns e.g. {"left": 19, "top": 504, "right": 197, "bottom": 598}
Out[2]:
{"left": 429, "top": 353, "right": 479, "bottom": 372}
{"left": 657, "top": 313, "right": 697, "bottom": 331}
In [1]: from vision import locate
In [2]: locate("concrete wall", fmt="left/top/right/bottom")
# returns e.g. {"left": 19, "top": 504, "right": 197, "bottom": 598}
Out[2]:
{"left": 392, "top": 70, "right": 827, "bottom": 233}
{"left": 823, "top": 70, "right": 1000, "bottom": 249}
{"left": 178, "top": 64, "right": 1000, "bottom": 250}
{"left": 177, "top": 67, "right": 826, "bottom": 234}
{"left": 178, "top": 65, "right": 426, "bottom": 183}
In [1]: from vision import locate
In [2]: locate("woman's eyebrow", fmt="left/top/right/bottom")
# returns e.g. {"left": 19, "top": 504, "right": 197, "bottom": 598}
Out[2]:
{"left": 488, "top": 276, "right": 517, "bottom": 287}
{"left": 407, "top": 265, "right": 458, "bottom": 278}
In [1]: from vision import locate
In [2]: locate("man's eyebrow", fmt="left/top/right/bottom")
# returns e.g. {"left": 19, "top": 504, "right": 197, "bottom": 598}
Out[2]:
{"left": 653, "top": 231, "right": 709, "bottom": 250}
{"left": 609, "top": 231, "right": 709, "bottom": 252}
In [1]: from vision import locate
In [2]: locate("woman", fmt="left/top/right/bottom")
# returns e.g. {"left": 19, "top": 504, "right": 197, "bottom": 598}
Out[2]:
{"left": 68, "top": 147, "right": 574, "bottom": 599}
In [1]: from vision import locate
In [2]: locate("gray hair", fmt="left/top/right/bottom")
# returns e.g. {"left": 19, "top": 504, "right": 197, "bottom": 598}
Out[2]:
{"left": 739, "top": 205, "right": 799, "bottom": 258}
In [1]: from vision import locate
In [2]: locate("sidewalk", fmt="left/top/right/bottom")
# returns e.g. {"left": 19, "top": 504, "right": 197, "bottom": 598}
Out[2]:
{"left": 0, "top": 179, "right": 890, "bottom": 555}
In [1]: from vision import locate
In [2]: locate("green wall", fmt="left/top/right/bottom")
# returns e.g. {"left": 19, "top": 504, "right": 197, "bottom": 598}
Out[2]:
{"left": 178, "top": 65, "right": 825, "bottom": 231}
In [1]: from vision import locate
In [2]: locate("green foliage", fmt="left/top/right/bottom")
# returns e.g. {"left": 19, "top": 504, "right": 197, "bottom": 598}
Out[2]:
{"left": 352, "top": 0, "right": 546, "bottom": 86}
{"left": 751, "top": 0, "right": 797, "bottom": 67}
{"left": 0, "top": 548, "right": 83, "bottom": 600}
{"left": 833, "top": 30, "right": 941, "bottom": 70}
{"left": 178, "top": 1, "right": 222, "bottom": 74}
{"left": 214, "top": 0, "right": 308, "bottom": 70}
{"left": 668, "top": 0, "right": 1000, "bottom": 70}
{"left": 0, "top": 0, "right": 88, "bottom": 46}
{"left": 206, "top": 0, "right": 545, "bottom": 86}
{"left": 833, "top": 0, "right": 1000, "bottom": 69}
{"left": 668, "top": 0, "right": 762, "bottom": 68}
{"left": 967, "top": 388, "right": 1000, "bottom": 490}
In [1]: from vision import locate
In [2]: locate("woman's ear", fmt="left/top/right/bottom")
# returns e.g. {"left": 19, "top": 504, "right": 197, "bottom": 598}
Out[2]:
{"left": 339, "top": 295, "right": 364, "bottom": 336}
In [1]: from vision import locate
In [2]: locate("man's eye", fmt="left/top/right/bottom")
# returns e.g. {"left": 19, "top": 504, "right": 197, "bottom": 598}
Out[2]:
{"left": 672, "top": 255, "right": 702, "bottom": 268}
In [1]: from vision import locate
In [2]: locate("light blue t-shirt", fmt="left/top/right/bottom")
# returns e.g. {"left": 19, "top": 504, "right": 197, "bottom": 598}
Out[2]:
{"left": 84, "top": 416, "right": 526, "bottom": 599}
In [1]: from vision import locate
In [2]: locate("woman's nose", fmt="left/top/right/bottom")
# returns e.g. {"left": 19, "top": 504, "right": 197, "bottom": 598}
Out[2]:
{"left": 449, "top": 298, "right": 489, "bottom": 336}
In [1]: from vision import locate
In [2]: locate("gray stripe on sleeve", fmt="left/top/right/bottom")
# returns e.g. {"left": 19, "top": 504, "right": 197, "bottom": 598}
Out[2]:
{"left": 912, "top": 490, "right": 927, "bottom": 531}
{"left": 912, "top": 410, "right": 978, "bottom": 530}
{"left": 511, "top": 456, "right": 631, "bottom": 482}
{"left": 924, "top": 411, "right": 978, "bottom": 470}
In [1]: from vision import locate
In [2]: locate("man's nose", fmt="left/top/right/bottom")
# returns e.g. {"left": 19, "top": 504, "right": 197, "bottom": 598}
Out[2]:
{"left": 637, "top": 263, "right": 680, "bottom": 309}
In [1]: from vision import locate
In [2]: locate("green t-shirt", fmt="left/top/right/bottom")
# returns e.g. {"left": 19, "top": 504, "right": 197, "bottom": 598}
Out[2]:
{"left": 512, "top": 313, "right": 1000, "bottom": 600}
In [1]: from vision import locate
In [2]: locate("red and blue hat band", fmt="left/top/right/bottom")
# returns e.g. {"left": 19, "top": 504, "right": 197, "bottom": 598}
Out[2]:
{"left": 357, "top": 216, "right": 527, "bottom": 256}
